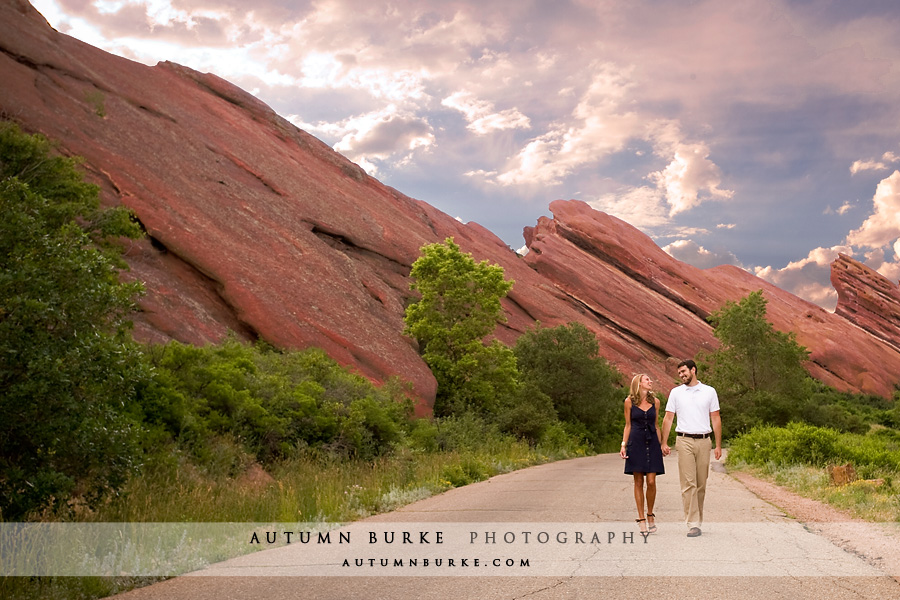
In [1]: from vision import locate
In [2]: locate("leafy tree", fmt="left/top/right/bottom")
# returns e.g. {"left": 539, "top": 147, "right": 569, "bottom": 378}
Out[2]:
{"left": 699, "top": 290, "right": 812, "bottom": 437}
{"left": 514, "top": 322, "right": 622, "bottom": 448}
{"left": 0, "top": 122, "right": 147, "bottom": 518}
{"left": 404, "top": 238, "right": 517, "bottom": 417}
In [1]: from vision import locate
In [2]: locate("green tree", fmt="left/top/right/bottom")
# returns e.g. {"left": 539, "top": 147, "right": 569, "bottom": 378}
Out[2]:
{"left": 700, "top": 290, "right": 812, "bottom": 437}
{"left": 514, "top": 322, "right": 622, "bottom": 448}
{"left": 404, "top": 238, "right": 517, "bottom": 417}
{"left": 0, "top": 122, "right": 146, "bottom": 519}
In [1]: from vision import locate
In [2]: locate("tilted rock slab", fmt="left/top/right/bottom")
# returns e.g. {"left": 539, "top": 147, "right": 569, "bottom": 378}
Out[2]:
{"left": 832, "top": 254, "right": 900, "bottom": 355}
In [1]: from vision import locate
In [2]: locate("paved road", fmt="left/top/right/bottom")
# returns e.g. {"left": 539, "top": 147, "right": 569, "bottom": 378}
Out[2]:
{"left": 114, "top": 452, "right": 900, "bottom": 599}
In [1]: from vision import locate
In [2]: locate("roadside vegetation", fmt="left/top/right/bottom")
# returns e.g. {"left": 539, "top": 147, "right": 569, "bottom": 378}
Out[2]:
{"left": 700, "top": 291, "right": 900, "bottom": 523}
{"left": 727, "top": 423, "right": 900, "bottom": 522}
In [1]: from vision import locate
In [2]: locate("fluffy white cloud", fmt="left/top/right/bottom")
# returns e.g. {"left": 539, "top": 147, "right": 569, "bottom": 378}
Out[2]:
{"left": 851, "top": 159, "right": 888, "bottom": 174}
{"left": 663, "top": 239, "right": 742, "bottom": 270}
{"left": 492, "top": 68, "right": 733, "bottom": 219}
{"left": 846, "top": 170, "right": 900, "bottom": 249}
{"left": 495, "top": 64, "right": 644, "bottom": 186}
{"left": 765, "top": 170, "right": 900, "bottom": 309}
{"left": 648, "top": 142, "right": 734, "bottom": 216}
{"left": 441, "top": 91, "right": 530, "bottom": 134}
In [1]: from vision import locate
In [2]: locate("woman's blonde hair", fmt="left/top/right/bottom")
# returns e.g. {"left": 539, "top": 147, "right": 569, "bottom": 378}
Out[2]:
{"left": 628, "top": 373, "right": 654, "bottom": 405}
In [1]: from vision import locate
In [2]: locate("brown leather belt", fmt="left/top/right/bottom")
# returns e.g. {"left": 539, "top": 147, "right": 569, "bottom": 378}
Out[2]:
{"left": 677, "top": 432, "right": 710, "bottom": 439}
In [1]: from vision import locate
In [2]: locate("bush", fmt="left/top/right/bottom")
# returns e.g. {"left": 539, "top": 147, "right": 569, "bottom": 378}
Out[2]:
{"left": 728, "top": 422, "right": 900, "bottom": 476}
{"left": 432, "top": 413, "right": 498, "bottom": 452}
{"left": 138, "top": 340, "right": 415, "bottom": 464}
{"left": 0, "top": 122, "right": 147, "bottom": 519}
{"left": 495, "top": 381, "right": 557, "bottom": 443}
{"left": 728, "top": 422, "right": 841, "bottom": 468}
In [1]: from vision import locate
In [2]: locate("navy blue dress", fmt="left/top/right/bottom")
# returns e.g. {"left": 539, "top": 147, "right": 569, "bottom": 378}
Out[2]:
{"left": 624, "top": 404, "right": 665, "bottom": 475}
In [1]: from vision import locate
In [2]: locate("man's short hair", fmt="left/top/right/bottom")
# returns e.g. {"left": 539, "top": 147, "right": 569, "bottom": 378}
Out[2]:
{"left": 677, "top": 359, "right": 697, "bottom": 372}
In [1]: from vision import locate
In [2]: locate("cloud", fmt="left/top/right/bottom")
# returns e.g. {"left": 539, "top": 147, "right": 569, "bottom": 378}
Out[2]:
{"left": 490, "top": 67, "right": 733, "bottom": 218}
{"left": 824, "top": 201, "right": 854, "bottom": 216}
{"left": 764, "top": 169, "right": 900, "bottom": 310}
{"left": 851, "top": 159, "right": 888, "bottom": 174}
{"left": 648, "top": 141, "right": 734, "bottom": 216}
{"left": 662, "top": 239, "right": 742, "bottom": 270}
{"left": 588, "top": 186, "right": 669, "bottom": 229}
{"left": 494, "top": 64, "right": 644, "bottom": 187}
{"left": 850, "top": 151, "right": 900, "bottom": 174}
{"left": 441, "top": 91, "right": 531, "bottom": 134}
{"left": 323, "top": 106, "right": 434, "bottom": 170}
{"left": 755, "top": 245, "right": 852, "bottom": 311}
{"left": 846, "top": 170, "right": 900, "bottom": 249}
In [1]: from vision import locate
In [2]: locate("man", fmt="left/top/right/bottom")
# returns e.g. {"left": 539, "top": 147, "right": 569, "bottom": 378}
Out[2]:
{"left": 660, "top": 359, "right": 722, "bottom": 538}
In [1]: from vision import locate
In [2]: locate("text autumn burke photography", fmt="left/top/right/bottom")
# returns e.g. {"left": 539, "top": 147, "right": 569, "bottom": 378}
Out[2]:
{"left": 248, "top": 528, "right": 652, "bottom": 545}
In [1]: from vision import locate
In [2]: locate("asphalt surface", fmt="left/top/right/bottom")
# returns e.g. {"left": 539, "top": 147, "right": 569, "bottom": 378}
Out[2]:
{"left": 112, "top": 452, "right": 900, "bottom": 599}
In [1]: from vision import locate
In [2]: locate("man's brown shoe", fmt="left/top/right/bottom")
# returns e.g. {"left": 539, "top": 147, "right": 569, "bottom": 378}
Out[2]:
{"left": 687, "top": 527, "right": 701, "bottom": 537}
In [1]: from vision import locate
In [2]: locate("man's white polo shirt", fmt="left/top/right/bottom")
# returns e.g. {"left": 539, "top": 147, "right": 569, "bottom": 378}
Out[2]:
{"left": 665, "top": 381, "right": 720, "bottom": 434}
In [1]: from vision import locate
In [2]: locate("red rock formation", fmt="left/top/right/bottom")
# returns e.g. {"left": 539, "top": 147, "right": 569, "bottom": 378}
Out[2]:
{"left": 526, "top": 201, "right": 900, "bottom": 397}
{"left": 2, "top": 0, "right": 899, "bottom": 406}
{"left": 832, "top": 254, "right": 900, "bottom": 354}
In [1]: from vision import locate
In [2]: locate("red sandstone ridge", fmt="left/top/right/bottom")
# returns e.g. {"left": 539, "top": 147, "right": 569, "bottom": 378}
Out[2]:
{"left": 2, "top": 0, "right": 899, "bottom": 407}
{"left": 525, "top": 201, "right": 900, "bottom": 397}
{"left": 832, "top": 254, "right": 900, "bottom": 354}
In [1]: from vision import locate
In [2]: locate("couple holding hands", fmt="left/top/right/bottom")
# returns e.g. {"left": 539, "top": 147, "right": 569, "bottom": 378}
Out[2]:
{"left": 619, "top": 360, "right": 722, "bottom": 538}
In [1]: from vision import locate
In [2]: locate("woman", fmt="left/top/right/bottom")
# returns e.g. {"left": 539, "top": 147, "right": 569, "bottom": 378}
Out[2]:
{"left": 619, "top": 373, "right": 665, "bottom": 533}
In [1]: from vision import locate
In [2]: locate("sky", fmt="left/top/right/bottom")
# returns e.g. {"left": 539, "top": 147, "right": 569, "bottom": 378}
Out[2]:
{"left": 30, "top": 0, "right": 900, "bottom": 311}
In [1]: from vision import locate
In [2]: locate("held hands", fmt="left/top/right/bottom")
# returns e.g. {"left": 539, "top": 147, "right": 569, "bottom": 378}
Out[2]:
{"left": 661, "top": 444, "right": 671, "bottom": 456}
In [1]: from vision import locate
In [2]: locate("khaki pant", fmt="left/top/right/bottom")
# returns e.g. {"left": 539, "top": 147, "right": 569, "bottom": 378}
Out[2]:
{"left": 675, "top": 436, "right": 712, "bottom": 529}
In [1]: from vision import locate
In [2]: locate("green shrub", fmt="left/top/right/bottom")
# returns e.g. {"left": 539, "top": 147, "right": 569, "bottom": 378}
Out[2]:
{"left": 0, "top": 122, "right": 147, "bottom": 519}
{"left": 728, "top": 422, "right": 900, "bottom": 476}
{"left": 700, "top": 291, "right": 812, "bottom": 438}
{"left": 433, "top": 413, "right": 498, "bottom": 452}
{"left": 728, "top": 422, "right": 841, "bottom": 467}
{"left": 404, "top": 238, "right": 517, "bottom": 417}
{"left": 495, "top": 381, "right": 557, "bottom": 443}
{"left": 138, "top": 340, "right": 415, "bottom": 465}
{"left": 539, "top": 422, "right": 584, "bottom": 453}
{"left": 406, "top": 419, "right": 439, "bottom": 452}
{"left": 439, "top": 457, "right": 491, "bottom": 488}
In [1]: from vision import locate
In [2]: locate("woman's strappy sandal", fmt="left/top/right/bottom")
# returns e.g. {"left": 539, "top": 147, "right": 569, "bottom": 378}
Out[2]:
{"left": 647, "top": 513, "right": 658, "bottom": 533}
{"left": 635, "top": 518, "right": 648, "bottom": 534}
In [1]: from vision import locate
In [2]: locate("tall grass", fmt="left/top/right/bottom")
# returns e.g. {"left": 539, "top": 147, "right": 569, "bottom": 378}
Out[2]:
{"left": 98, "top": 438, "right": 574, "bottom": 524}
